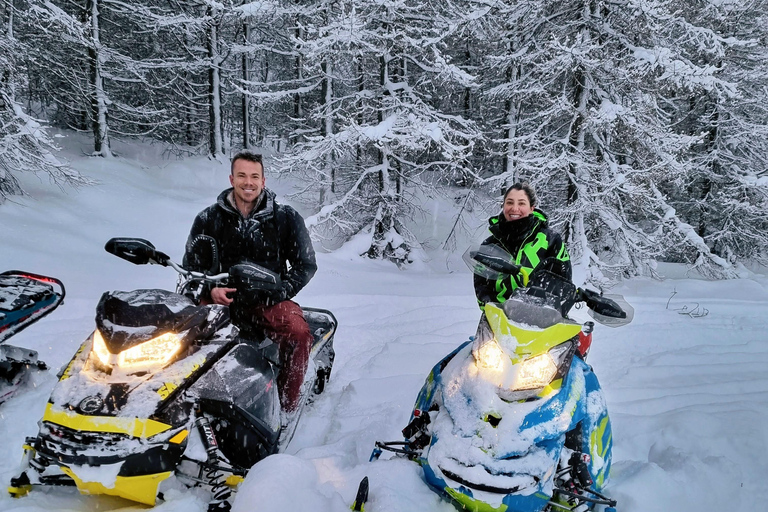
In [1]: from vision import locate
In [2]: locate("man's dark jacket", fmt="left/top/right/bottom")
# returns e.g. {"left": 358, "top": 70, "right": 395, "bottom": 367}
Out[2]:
{"left": 183, "top": 188, "right": 317, "bottom": 303}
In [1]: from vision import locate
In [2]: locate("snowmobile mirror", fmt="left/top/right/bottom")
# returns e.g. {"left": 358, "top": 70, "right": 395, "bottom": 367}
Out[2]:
{"left": 229, "top": 263, "right": 282, "bottom": 292}
{"left": 186, "top": 235, "right": 219, "bottom": 274}
{"left": 105, "top": 238, "right": 170, "bottom": 266}
{"left": 462, "top": 244, "right": 521, "bottom": 280}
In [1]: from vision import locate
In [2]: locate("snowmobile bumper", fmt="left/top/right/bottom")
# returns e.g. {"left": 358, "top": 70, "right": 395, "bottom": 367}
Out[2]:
{"left": 423, "top": 442, "right": 556, "bottom": 512}
{"left": 442, "top": 485, "right": 550, "bottom": 512}
{"left": 13, "top": 404, "right": 186, "bottom": 505}
{"left": 60, "top": 466, "right": 172, "bottom": 505}
{"left": 10, "top": 457, "right": 173, "bottom": 506}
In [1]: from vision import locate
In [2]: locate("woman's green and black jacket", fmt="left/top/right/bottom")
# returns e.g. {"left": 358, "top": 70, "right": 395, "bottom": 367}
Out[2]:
{"left": 474, "top": 209, "right": 572, "bottom": 308}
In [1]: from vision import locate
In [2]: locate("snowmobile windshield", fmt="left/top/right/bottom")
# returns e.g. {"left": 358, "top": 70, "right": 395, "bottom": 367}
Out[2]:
{"left": 499, "top": 298, "right": 570, "bottom": 329}
{"left": 463, "top": 244, "right": 577, "bottom": 316}
{"left": 512, "top": 269, "right": 578, "bottom": 317}
{"left": 95, "top": 289, "right": 208, "bottom": 353}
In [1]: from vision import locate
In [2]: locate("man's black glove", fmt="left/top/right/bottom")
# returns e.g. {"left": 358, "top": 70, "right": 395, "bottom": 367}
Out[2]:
{"left": 262, "top": 285, "right": 289, "bottom": 307}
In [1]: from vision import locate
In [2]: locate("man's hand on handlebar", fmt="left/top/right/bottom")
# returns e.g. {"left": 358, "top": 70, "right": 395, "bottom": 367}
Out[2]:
{"left": 210, "top": 287, "right": 236, "bottom": 306}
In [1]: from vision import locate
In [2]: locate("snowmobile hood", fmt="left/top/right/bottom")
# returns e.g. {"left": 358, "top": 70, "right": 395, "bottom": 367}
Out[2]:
{"left": 484, "top": 301, "right": 581, "bottom": 363}
{"left": 95, "top": 290, "right": 209, "bottom": 353}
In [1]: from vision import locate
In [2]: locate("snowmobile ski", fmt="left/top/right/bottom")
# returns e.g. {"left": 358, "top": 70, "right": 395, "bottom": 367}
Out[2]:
{"left": 351, "top": 476, "right": 369, "bottom": 511}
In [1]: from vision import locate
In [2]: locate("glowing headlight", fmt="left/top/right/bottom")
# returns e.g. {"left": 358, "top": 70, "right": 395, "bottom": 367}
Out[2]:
{"left": 473, "top": 338, "right": 505, "bottom": 371}
{"left": 92, "top": 330, "right": 183, "bottom": 369}
{"left": 512, "top": 343, "right": 572, "bottom": 391}
{"left": 92, "top": 330, "right": 113, "bottom": 365}
{"left": 514, "top": 353, "right": 558, "bottom": 390}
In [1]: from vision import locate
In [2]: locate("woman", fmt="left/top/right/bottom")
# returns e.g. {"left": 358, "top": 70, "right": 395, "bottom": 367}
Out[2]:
{"left": 474, "top": 183, "right": 572, "bottom": 308}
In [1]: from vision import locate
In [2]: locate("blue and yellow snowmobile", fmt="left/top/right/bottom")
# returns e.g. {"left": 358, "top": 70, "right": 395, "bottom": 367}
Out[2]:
{"left": 371, "top": 244, "right": 633, "bottom": 512}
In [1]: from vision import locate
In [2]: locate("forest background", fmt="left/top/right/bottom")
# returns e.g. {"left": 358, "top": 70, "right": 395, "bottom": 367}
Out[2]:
{"left": 2, "top": 0, "right": 768, "bottom": 283}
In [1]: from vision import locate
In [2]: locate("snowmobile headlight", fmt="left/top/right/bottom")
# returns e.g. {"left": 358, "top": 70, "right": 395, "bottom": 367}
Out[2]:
{"left": 118, "top": 332, "right": 183, "bottom": 368}
{"left": 92, "top": 330, "right": 116, "bottom": 366}
{"left": 512, "top": 343, "right": 572, "bottom": 391}
{"left": 514, "top": 353, "right": 558, "bottom": 390}
{"left": 473, "top": 338, "right": 505, "bottom": 372}
{"left": 92, "top": 330, "right": 183, "bottom": 369}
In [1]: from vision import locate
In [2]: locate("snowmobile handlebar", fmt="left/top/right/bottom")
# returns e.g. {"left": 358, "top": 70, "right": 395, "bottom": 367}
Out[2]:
{"left": 464, "top": 244, "right": 633, "bottom": 325}
{"left": 105, "top": 237, "right": 282, "bottom": 294}
{"left": 166, "top": 259, "right": 228, "bottom": 283}
{"left": 105, "top": 238, "right": 171, "bottom": 267}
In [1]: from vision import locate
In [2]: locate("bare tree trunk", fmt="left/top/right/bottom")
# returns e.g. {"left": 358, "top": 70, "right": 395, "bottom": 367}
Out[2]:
{"left": 320, "top": 57, "right": 333, "bottom": 203}
{"left": 364, "top": 50, "right": 410, "bottom": 265}
{"left": 564, "top": 2, "right": 595, "bottom": 263}
{"left": 696, "top": 99, "right": 719, "bottom": 239}
{"left": 356, "top": 58, "right": 364, "bottom": 164}
{"left": 207, "top": 5, "right": 224, "bottom": 157}
{"left": 2, "top": 0, "right": 14, "bottom": 95}
{"left": 87, "top": 0, "right": 112, "bottom": 157}
{"left": 318, "top": 0, "right": 335, "bottom": 202}
{"left": 0, "top": 0, "right": 21, "bottom": 197}
{"left": 241, "top": 21, "right": 250, "bottom": 149}
{"left": 294, "top": 24, "right": 303, "bottom": 121}
{"left": 503, "top": 58, "right": 522, "bottom": 184}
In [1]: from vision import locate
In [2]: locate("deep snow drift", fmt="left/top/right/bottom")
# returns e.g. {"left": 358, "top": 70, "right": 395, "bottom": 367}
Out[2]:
{"left": 1, "top": 133, "right": 767, "bottom": 512}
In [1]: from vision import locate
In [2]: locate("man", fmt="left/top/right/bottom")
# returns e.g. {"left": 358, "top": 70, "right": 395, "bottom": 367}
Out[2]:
{"left": 183, "top": 150, "right": 317, "bottom": 426}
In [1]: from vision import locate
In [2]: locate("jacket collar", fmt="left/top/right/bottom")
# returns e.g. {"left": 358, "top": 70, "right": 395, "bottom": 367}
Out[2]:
{"left": 217, "top": 188, "right": 276, "bottom": 219}
{"left": 489, "top": 208, "right": 548, "bottom": 230}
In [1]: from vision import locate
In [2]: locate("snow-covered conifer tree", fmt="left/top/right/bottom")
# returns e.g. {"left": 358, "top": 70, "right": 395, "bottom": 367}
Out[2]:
{"left": 0, "top": 0, "right": 84, "bottom": 201}
{"left": 278, "top": 0, "right": 480, "bottom": 265}
{"left": 662, "top": 0, "right": 768, "bottom": 271}
{"left": 462, "top": 0, "right": 749, "bottom": 283}
{"left": 19, "top": 0, "right": 171, "bottom": 157}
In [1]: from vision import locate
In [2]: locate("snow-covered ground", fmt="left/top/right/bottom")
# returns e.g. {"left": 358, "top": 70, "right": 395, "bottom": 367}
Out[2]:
{"left": 1, "top": 133, "right": 767, "bottom": 512}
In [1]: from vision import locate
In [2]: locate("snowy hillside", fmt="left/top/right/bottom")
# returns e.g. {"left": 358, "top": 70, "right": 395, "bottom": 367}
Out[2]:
{"left": 1, "top": 134, "right": 767, "bottom": 512}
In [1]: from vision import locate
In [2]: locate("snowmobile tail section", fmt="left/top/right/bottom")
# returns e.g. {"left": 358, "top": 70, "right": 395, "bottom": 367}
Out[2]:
{"left": 0, "top": 271, "right": 65, "bottom": 344}
{"left": 1, "top": 271, "right": 65, "bottom": 404}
